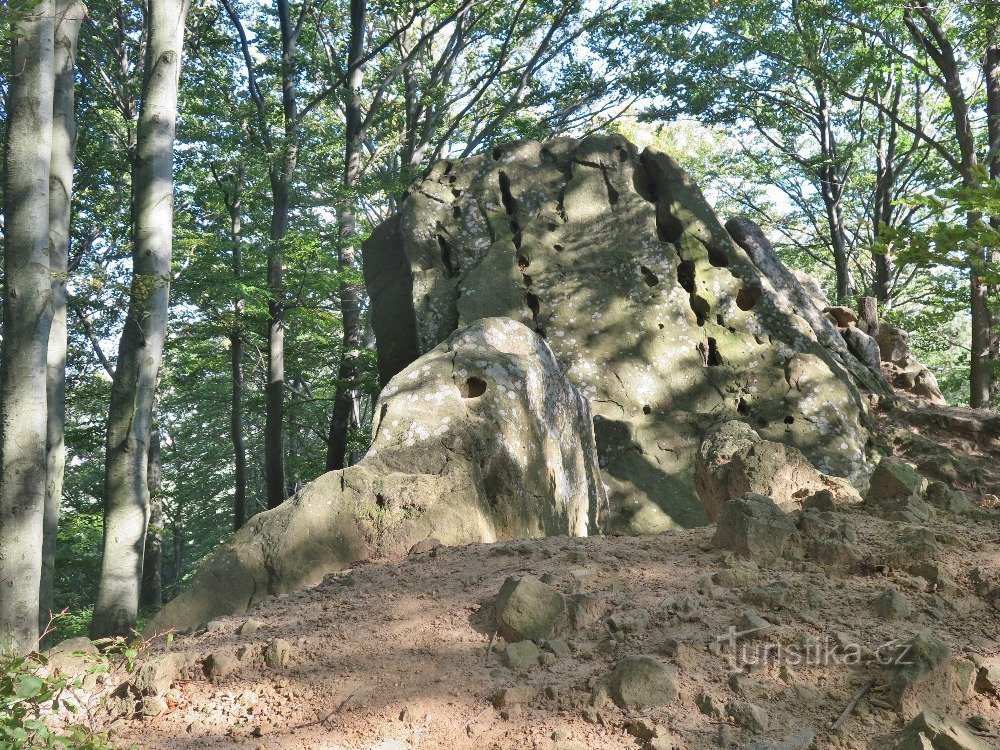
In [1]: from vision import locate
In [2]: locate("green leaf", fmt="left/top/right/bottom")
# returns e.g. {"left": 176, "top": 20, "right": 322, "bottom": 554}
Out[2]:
{"left": 15, "top": 675, "right": 44, "bottom": 699}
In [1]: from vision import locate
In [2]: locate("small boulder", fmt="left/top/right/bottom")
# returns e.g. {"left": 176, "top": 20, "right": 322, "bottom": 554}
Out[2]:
{"left": 844, "top": 326, "right": 881, "bottom": 370}
{"left": 607, "top": 656, "right": 678, "bottom": 711}
{"left": 802, "top": 490, "right": 837, "bottom": 512}
{"left": 975, "top": 659, "right": 1000, "bottom": 695}
{"left": 886, "top": 632, "right": 966, "bottom": 718}
{"left": 237, "top": 618, "right": 263, "bottom": 635}
{"left": 867, "top": 458, "right": 926, "bottom": 504}
{"left": 894, "top": 710, "right": 988, "bottom": 750}
{"left": 505, "top": 640, "right": 541, "bottom": 671}
{"left": 495, "top": 575, "right": 565, "bottom": 641}
{"left": 726, "top": 700, "right": 769, "bottom": 733}
{"left": 44, "top": 637, "right": 99, "bottom": 677}
{"left": 712, "top": 493, "right": 798, "bottom": 563}
{"left": 824, "top": 306, "right": 859, "bottom": 327}
{"left": 132, "top": 653, "right": 190, "bottom": 697}
{"left": 871, "top": 588, "right": 913, "bottom": 620}
{"left": 263, "top": 638, "right": 290, "bottom": 669}
{"left": 204, "top": 652, "right": 236, "bottom": 682}
{"left": 490, "top": 685, "right": 535, "bottom": 708}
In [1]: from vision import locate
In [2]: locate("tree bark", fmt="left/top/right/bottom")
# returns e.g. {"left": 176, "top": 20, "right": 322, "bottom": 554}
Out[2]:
{"left": 139, "top": 425, "right": 162, "bottom": 607}
{"left": 91, "top": 0, "right": 190, "bottom": 638}
{"left": 816, "top": 83, "right": 851, "bottom": 302}
{"left": 327, "top": 0, "right": 367, "bottom": 471}
{"left": 985, "top": 45, "right": 1000, "bottom": 399}
{"left": 229, "top": 166, "right": 248, "bottom": 529}
{"left": 0, "top": 0, "right": 56, "bottom": 656}
{"left": 858, "top": 296, "right": 879, "bottom": 338}
{"left": 264, "top": 0, "right": 299, "bottom": 510}
{"left": 40, "top": 0, "right": 86, "bottom": 647}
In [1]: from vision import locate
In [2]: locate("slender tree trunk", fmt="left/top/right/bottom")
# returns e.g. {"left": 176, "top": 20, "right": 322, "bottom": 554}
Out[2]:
{"left": 816, "top": 85, "right": 851, "bottom": 301}
{"left": 264, "top": 0, "right": 299, "bottom": 509}
{"left": 91, "top": 0, "right": 190, "bottom": 638}
{"left": 40, "top": 0, "right": 85, "bottom": 646}
{"left": 985, "top": 46, "right": 1000, "bottom": 400}
{"left": 139, "top": 425, "right": 162, "bottom": 607}
{"left": 228, "top": 166, "right": 248, "bottom": 529}
{"left": 0, "top": 0, "right": 56, "bottom": 656}
{"left": 327, "top": 0, "right": 367, "bottom": 471}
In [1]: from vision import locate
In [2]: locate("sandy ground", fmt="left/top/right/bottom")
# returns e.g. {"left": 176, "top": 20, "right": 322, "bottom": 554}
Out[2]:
{"left": 105, "top": 399, "right": 1000, "bottom": 750}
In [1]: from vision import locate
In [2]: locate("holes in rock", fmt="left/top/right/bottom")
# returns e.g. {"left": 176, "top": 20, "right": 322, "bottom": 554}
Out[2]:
{"left": 716, "top": 314, "right": 725, "bottom": 326}
{"left": 640, "top": 265, "right": 659, "bottom": 287}
{"left": 443, "top": 162, "right": 454, "bottom": 176}
{"left": 438, "top": 233, "right": 458, "bottom": 278}
{"left": 707, "top": 245, "right": 730, "bottom": 268}
{"left": 677, "top": 260, "right": 695, "bottom": 294}
{"left": 375, "top": 493, "right": 390, "bottom": 509}
{"left": 657, "top": 323, "right": 664, "bottom": 329}
{"left": 613, "top": 147, "right": 628, "bottom": 163}
{"left": 784, "top": 415, "right": 795, "bottom": 425}
{"left": 736, "top": 285, "right": 761, "bottom": 311}
{"left": 757, "top": 418, "right": 769, "bottom": 429}
{"left": 656, "top": 209, "right": 684, "bottom": 243}
{"left": 547, "top": 223, "right": 558, "bottom": 232}
{"left": 691, "top": 296, "right": 710, "bottom": 326}
{"left": 499, "top": 171, "right": 517, "bottom": 215}
{"left": 706, "top": 337, "right": 722, "bottom": 366}
{"left": 526, "top": 291, "right": 540, "bottom": 320}
{"left": 642, "top": 405, "right": 652, "bottom": 415}
{"left": 510, "top": 220, "right": 522, "bottom": 249}
{"left": 554, "top": 244, "right": 564, "bottom": 252}
{"left": 451, "top": 188, "right": 462, "bottom": 198}
{"left": 452, "top": 205, "right": 462, "bottom": 220}
{"left": 737, "top": 398, "right": 750, "bottom": 416}
{"left": 517, "top": 254, "right": 530, "bottom": 270}
{"left": 460, "top": 376, "right": 487, "bottom": 398}
{"left": 523, "top": 274, "right": 533, "bottom": 287}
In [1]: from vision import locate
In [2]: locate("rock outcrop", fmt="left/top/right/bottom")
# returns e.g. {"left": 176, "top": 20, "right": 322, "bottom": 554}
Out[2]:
{"left": 147, "top": 318, "right": 606, "bottom": 633}
{"left": 365, "top": 135, "right": 873, "bottom": 531}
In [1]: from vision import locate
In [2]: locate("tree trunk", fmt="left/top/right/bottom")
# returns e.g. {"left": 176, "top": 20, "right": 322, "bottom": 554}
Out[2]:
{"left": 40, "top": 0, "right": 85, "bottom": 647}
{"left": 264, "top": 0, "right": 299, "bottom": 510}
{"left": 229, "top": 167, "right": 248, "bottom": 530}
{"left": 816, "top": 83, "right": 851, "bottom": 302}
{"left": 327, "top": 0, "right": 367, "bottom": 472}
{"left": 91, "top": 0, "right": 190, "bottom": 638}
{"left": 139, "top": 426, "right": 162, "bottom": 607}
{"left": 858, "top": 296, "right": 879, "bottom": 338}
{"left": 985, "top": 45, "right": 1000, "bottom": 400}
{"left": 0, "top": 0, "right": 56, "bottom": 656}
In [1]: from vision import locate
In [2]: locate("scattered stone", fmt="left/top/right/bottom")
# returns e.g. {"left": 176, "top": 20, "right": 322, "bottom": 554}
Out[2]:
{"left": 713, "top": 559, "right": 760, "bottom": 588}
{"left": 495, "top": 575, "right": 565, "bottom": 641}
{"left": 138, "top": 696, "right": 167, "bottom": 717}
{"left": 203, "top": 652, "right": 236, "bottom": 682}
{"left": 408, "top": 537, "right": 442, "bottom": 555}
{"left": 712, "top": 493, "right": 798, "bottom": 562}
{"left": 867, "top": 458, "right": 926, "bottom": 504}
{"left": 967, "top": 716, "right": 989, "bottom": 732}
{"left": 825, "top": 306, "right": 859, "bottom": 326}
{"left": 886, "top": 632, "right": 964, "bottom": 718}
{"left": 657, "top": 637, "right": 682, "bottom": 658}
{"left": 802, "top": 489, "right": 837, "bottom": 512}
{"left": 607, "top": 607, "right": 651, "bottom": 635}
{"left": 490, "top": 684, "right": 536, "bottom": 708}
{"left": 871, "top": 588, "right": 913, "bottom": 620}
{"left": 505, "top": 640, "right": 541, "bottom": 671}
{"left": 737, "top": 611, "right": 772, "bottom": 636}
{"left": 44, "top": 637, "right": 99, "bottom": 677}
{"left": 263, "top": 638, "right": 291, "bottom": 669}
{"left": 132, "top": 653, "right": 189, "bottom": 697}
{"left": 237, "top": 618, "right": 263, "bottom": 635}
{"left": 745, "top": 730, "right": 817, "bottom": 750}
{"left": 726, "top": 700, "right": 769, "bottom": 733}
{"left": 544, "top": 638, "right": 572, "bottom": 659}
{"left": 567, "top": 593, "right": 603, "bottom": 630}
{"left": 894, "top": 710, "right": 989, "bottom": 750}
{"left": 975, "top": 659, "right": 1000, "bottom": 695}
{"left": 607, "top": 656, "right": 678, "bottom": 711}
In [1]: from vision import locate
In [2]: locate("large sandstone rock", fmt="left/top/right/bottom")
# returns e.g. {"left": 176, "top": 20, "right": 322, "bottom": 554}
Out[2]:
{"left": 147, "top": 318, "right": 606, "bottom": 633}
{"left": 364, "top": 136, "right": 873, "bottom": 531}
{"left": 877, "top": 324, "right": 946, "bottom": 404}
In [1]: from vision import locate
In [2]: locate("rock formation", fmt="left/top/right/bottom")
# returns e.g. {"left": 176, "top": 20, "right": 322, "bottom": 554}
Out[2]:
{"left": 364, "top": 135, "right": 875, "bottom": 532}
{"left": 147, "top": 318, "right": 606, "bottom": 633}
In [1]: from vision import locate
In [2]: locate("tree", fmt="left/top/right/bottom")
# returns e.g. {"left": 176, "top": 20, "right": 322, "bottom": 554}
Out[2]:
{"left": 42, "top": 0, "right": 88, "bottom": 647}
{"left": 91, "top": 0, "right": 192, "bottom": 638}
{"left": 0, "top": 0, "right": 57, "bottom": 655}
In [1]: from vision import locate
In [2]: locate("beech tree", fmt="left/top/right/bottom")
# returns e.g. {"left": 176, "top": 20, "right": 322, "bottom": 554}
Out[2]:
{"left": 91, "top": 0, "right": 192, "bottom": 638}
{"left": 0, "top": 0, "right": 57, "bottom": 656}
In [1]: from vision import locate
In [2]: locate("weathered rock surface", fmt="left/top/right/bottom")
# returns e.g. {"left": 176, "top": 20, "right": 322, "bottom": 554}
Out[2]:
{"left": 895, "top": 710, "right": 989, "bottom": 750}
{"left": 694, "top": 420, "right": 861, "bottom": 518}
{"left": 365, "top": 136, "right": 872, "bottom": 532}
{"left": 712, "top": 492, "right": 798, "bottom": 562}
{"left": 147, "top": 318, "right": 606, "bottom": 633}
{"left": 606, "top": 656, "right": 678, "bottom": 710}
{"left": 495, "top": 575, "right": 565, "bottom": 641}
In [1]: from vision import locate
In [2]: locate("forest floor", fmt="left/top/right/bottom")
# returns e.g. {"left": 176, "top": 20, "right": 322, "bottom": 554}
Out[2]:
{"left": 105, "top": 396, "right": 1000, "bottom": 750}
